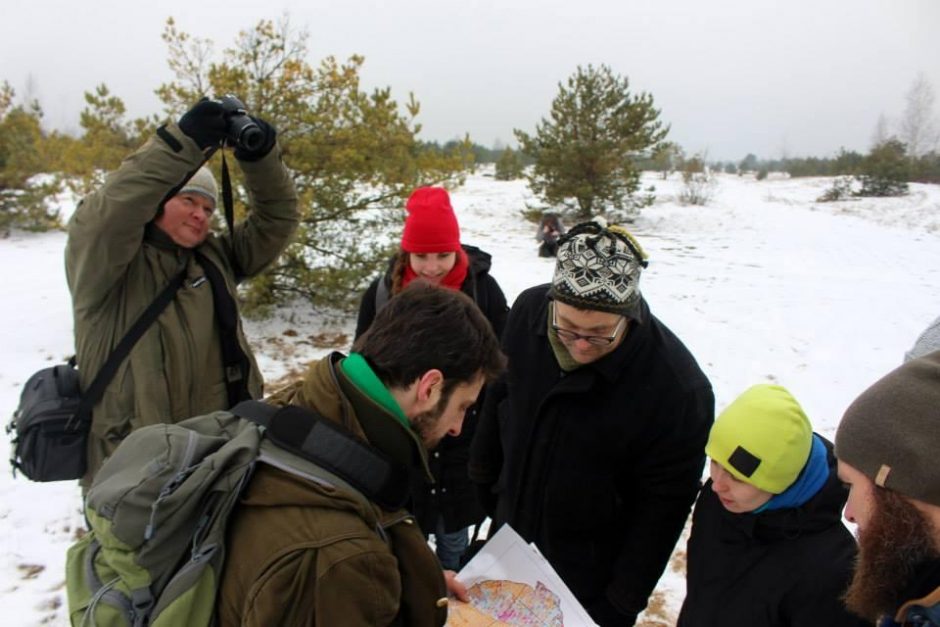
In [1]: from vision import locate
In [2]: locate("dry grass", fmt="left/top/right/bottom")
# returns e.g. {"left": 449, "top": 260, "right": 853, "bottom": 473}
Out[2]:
{"left": 17, "top": 564, "right": 45, "bottom": 580}
{"left": 637, "top": 591, "right": 671, "bottom": 626}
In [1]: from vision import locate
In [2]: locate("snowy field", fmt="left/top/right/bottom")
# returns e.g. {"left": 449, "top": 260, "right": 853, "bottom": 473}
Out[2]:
{"left": 1, "top": 168, "right": 938, "bottom": 625}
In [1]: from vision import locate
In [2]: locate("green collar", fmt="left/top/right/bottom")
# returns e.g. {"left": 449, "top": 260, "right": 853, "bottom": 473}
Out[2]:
{"left": 547, "top": 309, "right": 583, "bottom": 372}
{"left": 339, "top": 353, "right": 410, "bottom": 430}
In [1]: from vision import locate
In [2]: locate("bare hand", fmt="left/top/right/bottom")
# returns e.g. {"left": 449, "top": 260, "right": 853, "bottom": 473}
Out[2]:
{"left": 444, "top": 570, "right": 469, "bottom": 602}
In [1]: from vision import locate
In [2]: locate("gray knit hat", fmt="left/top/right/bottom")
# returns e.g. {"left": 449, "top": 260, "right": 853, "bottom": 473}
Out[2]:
{"left": 178, "top": 167, "right": 218, "bottom": 207}
{"left": 835, "top": 350, "right": 940, "bottom": 507}
{"left": 905, "top": 315, "right": 940, "bottom": 362}
{"left": 549, "top": 221, "right": 649, "bottom": 318}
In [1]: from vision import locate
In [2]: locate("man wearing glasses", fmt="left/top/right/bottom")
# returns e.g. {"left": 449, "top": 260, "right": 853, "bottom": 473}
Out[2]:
{"left": 470, "top": 221, "right": 714, "bottom": 626}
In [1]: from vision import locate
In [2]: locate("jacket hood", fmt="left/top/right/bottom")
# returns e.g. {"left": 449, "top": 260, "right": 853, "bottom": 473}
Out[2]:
{"left": 462, "top": 244, "right": 492, "bottom": 275}
{"left": 276, "top": 353, "right": 433, "bottom": 482}
{"left": 239, "top": 458, "right": 381, "bottom": 524}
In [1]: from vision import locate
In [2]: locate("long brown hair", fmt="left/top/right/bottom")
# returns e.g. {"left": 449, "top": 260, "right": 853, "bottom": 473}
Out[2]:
{"left": 390, "top": 250, "right": 409, "bottom": 296}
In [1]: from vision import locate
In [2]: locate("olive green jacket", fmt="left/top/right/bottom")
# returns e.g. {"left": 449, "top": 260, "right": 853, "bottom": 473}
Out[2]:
{"left": 65, "top": 123, "right": 298, "bottom": 481}
{"left": 217, "top": 354, "right": 447, "bottom": 626}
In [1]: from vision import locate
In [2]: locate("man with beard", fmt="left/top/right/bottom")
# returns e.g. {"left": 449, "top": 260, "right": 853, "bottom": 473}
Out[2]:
{"left": 216, "top": 283, "right": 506, "bottom": 626}
{"left": 835, "top": 350, "right": 940, "bottom": 626}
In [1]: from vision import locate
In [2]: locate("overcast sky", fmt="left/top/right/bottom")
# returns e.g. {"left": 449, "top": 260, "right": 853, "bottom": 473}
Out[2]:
{"left": 2, "top": 0, "right": 937, "bottom": 161}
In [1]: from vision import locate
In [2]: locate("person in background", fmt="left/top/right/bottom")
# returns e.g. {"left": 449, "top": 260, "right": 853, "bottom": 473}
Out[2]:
{"left": 535, "top": 212, "right": 565, "bottom": 257}
{"left": 66, "top": 97, "right": 298, "bottom": 484}
{"left": 835, "top": 350, "right": 940, "bottom": 626}
{"left": 355, "top": 186, "right": 508, "bottom": 570}
{"left": 678, "top": 384, "right": 867, "bottom": 627}
{"left": 470, "top": 221, "right": 714, "bottom": 626}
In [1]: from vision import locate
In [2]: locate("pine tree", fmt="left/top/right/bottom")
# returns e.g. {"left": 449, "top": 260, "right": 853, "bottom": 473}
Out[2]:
{"left": 494, "top": 147, "right": 524, "bottom": 180}
{"left": 650, "top": 141, "right": 683, "bottom": 180}
{"left": 157, "top": 17, "right": 471, "bottom": 311}
{"left": 514, "top": 64, "right": 667, "bottom": 219}
{"left": 54, "top": 84, "right": 156, "bottom": 195}
{"left": 856, "top": 139, "right": 910, "bottom": 197}
{"left": 0, "top": 81, "right": 64, "bottom": 234}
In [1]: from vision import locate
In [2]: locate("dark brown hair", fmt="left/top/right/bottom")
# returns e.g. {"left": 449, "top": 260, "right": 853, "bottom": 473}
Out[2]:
{"left": 390, "top": 250, "right": 409, "bottom": 296}
{"left": 352, "top": 281, "right": 506, "bottom": 392}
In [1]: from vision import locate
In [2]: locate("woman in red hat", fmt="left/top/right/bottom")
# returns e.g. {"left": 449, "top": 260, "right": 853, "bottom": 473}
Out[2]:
{"left": 355, "top": 186, "right": 508, "bottom": 570}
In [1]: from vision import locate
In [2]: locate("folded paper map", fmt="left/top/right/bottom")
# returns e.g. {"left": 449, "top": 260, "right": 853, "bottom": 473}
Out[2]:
{"left": 446, "top": 524, "right": 597, "bottom": 626}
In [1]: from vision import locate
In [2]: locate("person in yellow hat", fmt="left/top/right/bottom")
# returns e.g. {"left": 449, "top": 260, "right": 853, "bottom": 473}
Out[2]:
{"left": 678, "top": 384, "right": 867, "bottom": 627}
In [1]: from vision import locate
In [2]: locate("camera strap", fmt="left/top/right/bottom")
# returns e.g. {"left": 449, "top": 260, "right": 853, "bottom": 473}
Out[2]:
{"left": 220, "top": 150, "right": 235, "bottom": 239}
{"left": 217, "top": 151, "right": 248, "bottom": 283}
{"left": 193, "top": 250, "right": 252, "bottom": 408}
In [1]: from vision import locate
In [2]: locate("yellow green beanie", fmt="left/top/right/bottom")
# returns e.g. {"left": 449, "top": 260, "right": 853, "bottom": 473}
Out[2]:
{"left": 705, "top": 384, "right": 813, "bottom": 494}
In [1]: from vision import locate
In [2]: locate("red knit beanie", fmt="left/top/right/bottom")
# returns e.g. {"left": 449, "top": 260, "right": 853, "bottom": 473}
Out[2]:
{"left": 401, "top": 187, "right": 461, "bottom": 253}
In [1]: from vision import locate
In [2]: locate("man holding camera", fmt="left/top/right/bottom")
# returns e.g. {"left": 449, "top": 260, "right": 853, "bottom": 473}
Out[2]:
{"left": 66, "top": 97, "right": 299, "bottom": 484}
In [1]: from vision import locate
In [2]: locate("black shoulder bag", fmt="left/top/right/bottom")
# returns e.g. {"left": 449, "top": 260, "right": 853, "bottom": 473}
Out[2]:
{"left": 7, "top": 269, "right": 186, "bottom": 481}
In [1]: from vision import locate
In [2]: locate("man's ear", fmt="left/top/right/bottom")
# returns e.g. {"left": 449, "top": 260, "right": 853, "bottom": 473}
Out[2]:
{"left": 415, "top": 369, "right": 445, "bottom": 409}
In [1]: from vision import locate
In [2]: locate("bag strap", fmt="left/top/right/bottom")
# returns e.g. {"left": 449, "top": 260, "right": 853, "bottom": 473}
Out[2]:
{"left": 193, "top": 251, "right": 252, "bottom": 408}
{"left": 230, "top": 400, "right": 411, "bottom": 511}
{"left": 67, "top": 269, "right": 187, "bottom": 430}
{"left": 375, "top": 277, "right": 391, "bottom": 312}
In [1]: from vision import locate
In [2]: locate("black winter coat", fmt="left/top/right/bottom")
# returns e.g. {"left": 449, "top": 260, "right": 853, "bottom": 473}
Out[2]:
{"left": 470, "top": 284, "right": 714, "bottom": 622}
{"left": 355, "top": 244, "right": 509, "bottom": 534}
{"left": 678, "top": 438, "right": 867, "bottom": 627}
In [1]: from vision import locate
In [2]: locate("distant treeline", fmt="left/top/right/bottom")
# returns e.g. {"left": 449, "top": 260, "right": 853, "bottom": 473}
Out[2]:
{"left": 706, "top": 149, "right": 940, "bottom": 184}
{"left": 419, "top": 140, "right": 535, "bottom": 167}
{"left": 427, "top": 141, "right": 940, "bottom": 184}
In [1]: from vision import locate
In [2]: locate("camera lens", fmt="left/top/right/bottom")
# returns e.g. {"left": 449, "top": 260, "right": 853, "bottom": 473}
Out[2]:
{"left": 236, "top": 125, "right": 265, "bottom": 152}
{"left": 227, "top": 114, "right": 264, "bottom": 152}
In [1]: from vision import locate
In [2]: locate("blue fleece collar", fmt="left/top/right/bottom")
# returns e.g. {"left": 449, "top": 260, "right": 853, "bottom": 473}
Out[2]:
{"left": 755, "top": 434, "right": 829, "bottom": 513}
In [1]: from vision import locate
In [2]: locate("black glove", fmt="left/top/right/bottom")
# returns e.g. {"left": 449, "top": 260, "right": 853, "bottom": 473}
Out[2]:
{"left": 178, "top": 97, "right": 228, "bottom": 150}
{"left": 233, "top": 116, "right": 277, "bottom": 162}
{"left": 587, "top": 596, "right": 637, "bottom": 627}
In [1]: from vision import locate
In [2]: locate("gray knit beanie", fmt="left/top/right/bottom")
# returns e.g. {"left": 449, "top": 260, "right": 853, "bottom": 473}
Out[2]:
{"left": 549, "top": 221, "right": 649, "bottom": 319}
{"left": 835, "top": 350, "right": 940, "bottom": 506}
{"left": 178, "top": 167, "right": 218, "bottom": 207}
{"left": 905, "top": 315, "right": 940, "bottom": 362}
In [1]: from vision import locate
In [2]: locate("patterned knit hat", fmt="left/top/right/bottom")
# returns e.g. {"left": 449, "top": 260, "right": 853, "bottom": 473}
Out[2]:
{"left": 178, "top": 167, "right": 218, "bottom": 208}
{"left": 706, "top": 384, "right": 813, "bottom": 494}
{"left": 401, "top": 187, "right": 461, "bottom": 253}
{"left": 835, "top": 350, "right": 940, "bottom": 506}
{"left": 549, "top": 221, "right": 649, "bottom": 318}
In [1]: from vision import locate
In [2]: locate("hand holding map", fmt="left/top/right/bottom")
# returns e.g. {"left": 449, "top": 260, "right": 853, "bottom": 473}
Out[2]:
{"left": 446, "top": 524, "right": 597, "bottom": 626}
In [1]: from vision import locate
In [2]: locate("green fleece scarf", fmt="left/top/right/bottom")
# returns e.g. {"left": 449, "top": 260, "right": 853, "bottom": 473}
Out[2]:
{"left": 339, "top": 352, "right": 410, "bottom": 430}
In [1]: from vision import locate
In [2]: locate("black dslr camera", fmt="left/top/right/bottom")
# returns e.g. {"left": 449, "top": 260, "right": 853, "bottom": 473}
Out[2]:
{"left": 218, "top": 95, "right": 265, "bottom": 152}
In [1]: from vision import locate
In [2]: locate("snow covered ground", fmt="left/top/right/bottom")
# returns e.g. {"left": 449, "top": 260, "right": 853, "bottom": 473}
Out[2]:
{"left": 1, "top": 169, "right": 938, "bottom": 625}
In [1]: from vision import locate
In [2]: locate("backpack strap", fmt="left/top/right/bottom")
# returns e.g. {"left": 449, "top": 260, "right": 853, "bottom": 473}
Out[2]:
{"left": 375, "top": 278, "right": 391, "bottom": 312}
{"left": 230, "top": 400, "right": 411, "bottom": 511}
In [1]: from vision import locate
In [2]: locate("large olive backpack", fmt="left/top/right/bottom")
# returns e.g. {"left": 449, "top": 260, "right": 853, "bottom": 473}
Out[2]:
{"left": 65, "top": 401, "right": 408, "bottom": 627}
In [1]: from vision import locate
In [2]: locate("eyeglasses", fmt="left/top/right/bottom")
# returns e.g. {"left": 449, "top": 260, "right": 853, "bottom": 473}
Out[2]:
{"left": 551, "top": 303, "right": 627, "bottom": 346}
